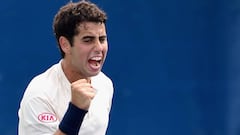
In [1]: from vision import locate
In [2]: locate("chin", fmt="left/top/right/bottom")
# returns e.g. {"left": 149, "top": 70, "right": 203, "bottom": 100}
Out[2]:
{"left": 88, "top": 71, "right": 101, "bottom": 77}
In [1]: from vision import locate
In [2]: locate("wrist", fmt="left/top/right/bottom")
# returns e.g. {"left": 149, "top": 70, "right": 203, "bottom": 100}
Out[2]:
{"left": 59, "top": 102, "right": 87, "bottom": 135}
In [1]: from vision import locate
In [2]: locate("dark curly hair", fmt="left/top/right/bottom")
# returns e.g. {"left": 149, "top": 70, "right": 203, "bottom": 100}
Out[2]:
{"left": 53, "top": 0, "right": 107, "bottom": 58}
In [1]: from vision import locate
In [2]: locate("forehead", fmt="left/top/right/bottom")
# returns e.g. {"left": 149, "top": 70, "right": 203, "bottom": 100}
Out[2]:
{"left": 77, "top": 22, "right": 106, "bottom": 35}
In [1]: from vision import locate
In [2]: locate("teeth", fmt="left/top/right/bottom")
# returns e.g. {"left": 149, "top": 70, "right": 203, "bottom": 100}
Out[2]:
{"left": 91, "top": 57, "right": 101, "bottom": 61}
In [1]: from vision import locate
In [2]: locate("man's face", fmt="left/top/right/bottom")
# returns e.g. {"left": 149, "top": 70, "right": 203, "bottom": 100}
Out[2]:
{"left": 69, "top": 22, "right": 108, "bottom": 78}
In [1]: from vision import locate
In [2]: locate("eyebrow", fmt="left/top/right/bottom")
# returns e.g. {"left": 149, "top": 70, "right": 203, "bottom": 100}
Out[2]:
{"left": 99, "top": 35, "right": 107, "bottom": 38}
{"left": 82, "top": 35, "right": 107, "bottom": 39}
{"left": 82, "top": 36, "right": 95, "bottom": 39}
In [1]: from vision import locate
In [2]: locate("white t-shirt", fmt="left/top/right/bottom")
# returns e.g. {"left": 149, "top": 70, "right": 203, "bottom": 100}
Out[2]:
{"left": 18, "top": 60, "right": 114, "bottom": 135}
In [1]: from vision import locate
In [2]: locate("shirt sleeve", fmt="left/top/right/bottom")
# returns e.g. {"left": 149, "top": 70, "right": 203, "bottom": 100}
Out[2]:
{"left": 18, "top": 97, "right": 59, "bottom": 135}
{"left": 107, "top": 78, "right": 114, "bottom": 113}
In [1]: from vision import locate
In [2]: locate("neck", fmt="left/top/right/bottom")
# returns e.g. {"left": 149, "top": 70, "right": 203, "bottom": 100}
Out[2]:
{"left": 61, "top": 59, "right": 90, "bottom": 83}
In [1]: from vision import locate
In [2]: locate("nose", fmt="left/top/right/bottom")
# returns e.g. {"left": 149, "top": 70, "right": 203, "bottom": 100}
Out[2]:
{"left": 95, "top": 40, "right": 104, "bottom": 51}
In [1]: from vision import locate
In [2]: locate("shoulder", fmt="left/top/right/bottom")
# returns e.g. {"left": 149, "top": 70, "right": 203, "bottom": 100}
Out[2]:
{"left": 91, "top": 72, "right": 114, "bottom": 98}
{"left": 21, "top": 63, "right": 61, "bottom": 102}
{"left": 28, "top": 63, "right": 59, "bottom": 90}
{"left": 94, "top": 72, "right": 113, "bottom": 86}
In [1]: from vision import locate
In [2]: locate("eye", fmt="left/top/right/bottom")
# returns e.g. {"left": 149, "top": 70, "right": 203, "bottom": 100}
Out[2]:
{"left": 99, "top": 37, "right": 106, "bottom": 43}
{"left": 82, "top": 37, "right": 94, "bottom": 43}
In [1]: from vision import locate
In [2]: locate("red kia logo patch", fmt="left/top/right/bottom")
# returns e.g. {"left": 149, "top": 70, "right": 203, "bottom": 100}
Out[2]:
{"left": 38, "top": 113, "right": 57, "bottom": 123}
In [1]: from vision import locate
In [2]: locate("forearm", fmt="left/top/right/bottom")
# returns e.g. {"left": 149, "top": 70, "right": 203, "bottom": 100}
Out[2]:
{"left": 54, "top": 130, "right": 66, "bottom": 135}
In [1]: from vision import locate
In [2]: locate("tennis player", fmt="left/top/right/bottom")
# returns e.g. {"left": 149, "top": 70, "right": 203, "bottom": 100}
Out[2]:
{"left": 18, "top": 1, "right": 114, "bottom": 135}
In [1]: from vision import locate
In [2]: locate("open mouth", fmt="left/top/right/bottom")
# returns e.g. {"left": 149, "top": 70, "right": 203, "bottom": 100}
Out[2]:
{"left": 88, "top": 56, "right": 102, "bottom": 70}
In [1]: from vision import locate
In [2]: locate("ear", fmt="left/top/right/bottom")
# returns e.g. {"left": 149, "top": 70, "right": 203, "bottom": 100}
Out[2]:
{"left": 59, "top": 36, "right": 71, "bottom": 55}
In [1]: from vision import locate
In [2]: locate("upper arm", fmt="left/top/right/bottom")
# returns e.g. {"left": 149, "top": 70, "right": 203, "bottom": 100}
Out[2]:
{"left": 18, "top": 97, "right": 59, "bottom": 135}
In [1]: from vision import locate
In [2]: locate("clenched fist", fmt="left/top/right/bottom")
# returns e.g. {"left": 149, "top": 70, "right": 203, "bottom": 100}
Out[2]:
{"left": 71, "top": 79, "right": 95, "bottom": 110}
